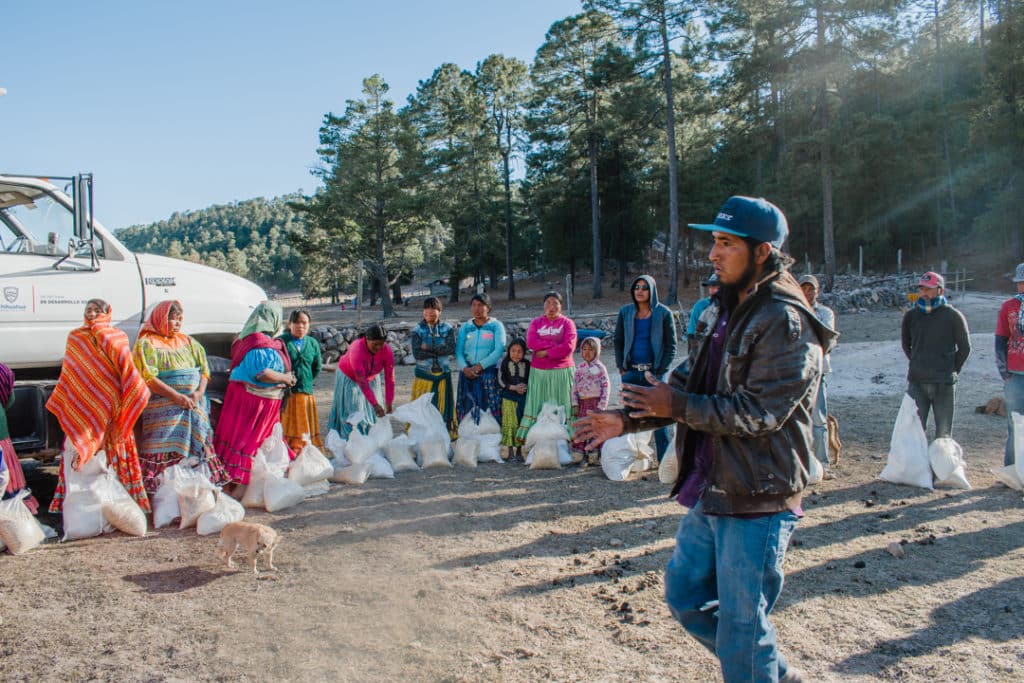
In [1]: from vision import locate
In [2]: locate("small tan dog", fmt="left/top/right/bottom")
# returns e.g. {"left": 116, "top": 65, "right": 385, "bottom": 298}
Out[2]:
{"left": 217, "top": 521, "right": 280, "bottom": 575}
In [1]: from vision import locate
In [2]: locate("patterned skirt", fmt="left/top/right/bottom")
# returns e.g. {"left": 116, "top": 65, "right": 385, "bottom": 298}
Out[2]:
{"left": 1, "top": 437, "right": 39, "bottom": 514}
{"left": 571, "top": 397, "right": 602, "bottom": 454}
{"left": 138, "top": 368, "right": 226, "bottom": 495}
{"left": 500, "top": 396, "right": 526, "bottom": 447}
{"left": 411, "top": 368, "right": 458, "bottom": 439}
{"left": 456, "top": 367, "right": 501, "bottom": 424}
{"left": 49, "top": 435, "right": 151, "bottom": 513}
{"left": 327, "top": 372, "right": 381, "bottom": 439}
{"left": 515, "top": 366, "right": 575, "bottom": 443}
{"left": 281, "top": 391, "right": 323, "bottom": 453}
{"left": 214, "top": 381, "right": 287, "bottom": 486}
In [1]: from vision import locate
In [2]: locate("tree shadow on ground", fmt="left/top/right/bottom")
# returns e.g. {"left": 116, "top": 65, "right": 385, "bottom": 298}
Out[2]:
{"left": 833, "top": 576, "right": 1024, "bottom": 677}
{"left": 122, "top": 566, "right": 226, "bottom": 594}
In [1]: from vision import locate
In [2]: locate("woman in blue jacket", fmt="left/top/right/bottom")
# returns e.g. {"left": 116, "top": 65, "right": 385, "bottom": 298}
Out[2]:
{"left": 455, "top": 293, "right": 507, "bottom": 422}
{"left": 614, "top": 274, "right": 678, "bottom": 461}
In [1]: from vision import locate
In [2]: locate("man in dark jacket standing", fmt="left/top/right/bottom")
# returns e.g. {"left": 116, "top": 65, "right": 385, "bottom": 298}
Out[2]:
{"left": 901, "top": 271, "right": 971, "bottom": 440}
{"left": 576, "top": 196, "right": 835, "bottom": 682}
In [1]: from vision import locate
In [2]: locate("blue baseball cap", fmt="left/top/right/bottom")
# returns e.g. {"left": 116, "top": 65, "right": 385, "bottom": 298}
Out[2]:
{"left": 688, "top": 196, "right": 789, "bottom": 249}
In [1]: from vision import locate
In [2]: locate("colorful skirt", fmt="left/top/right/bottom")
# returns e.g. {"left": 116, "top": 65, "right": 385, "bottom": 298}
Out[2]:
{"left": 327, "top": 372, "right": 381, "bottom": 439}
{"left": 281, "top": 391, "right": 323, "bottom": 453}
{"left": 49, "top": 435, "right": 151, "bottom": 513}
{"left": 515, "top": 366, "right": 575, "bottom": 443}
{"left": 412, "top": 368, "right": 458, "bottom": 439}
{"left": 138, "top": 368, "right": 226, "bottom": 495}
{"left": 1, "top": 437, "right": 39, "bottom": 514}
{"left": 500, "top": 396, "right": 526, "bottom": 447}
{"left": 571, "top": 397, "right": 602, "bottom": 454}
{"left": 214, "top": 381, "right": 286, "bottom": 486}
{"left": 456, "top": 367, "right": 501, "bottom": 424}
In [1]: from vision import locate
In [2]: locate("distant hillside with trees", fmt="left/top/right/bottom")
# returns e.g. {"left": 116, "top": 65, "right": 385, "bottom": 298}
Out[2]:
{"left": 117, "top": 195, "right": 307, "bottom": 292}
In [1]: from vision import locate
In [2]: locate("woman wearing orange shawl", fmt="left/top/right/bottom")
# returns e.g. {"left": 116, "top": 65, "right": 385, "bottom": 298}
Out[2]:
{"left": 132, "top": 300, "right": 227, "bottom": 495}
{"left": 47, "top": 299, "right": 152, "bottom": 513}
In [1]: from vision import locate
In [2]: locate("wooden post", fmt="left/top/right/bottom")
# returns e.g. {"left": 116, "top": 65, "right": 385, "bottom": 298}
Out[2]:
{"left": 565, "top": 274, "right": 573, "bottom": 316}
{"left": 858, "top": 246, "right": 863, "bottom": 277}
{"left": 357, "top": 260, "right": 363, "bottom": 329}
{"left": 897, "top": 249, "right": 902, "bottom": 275}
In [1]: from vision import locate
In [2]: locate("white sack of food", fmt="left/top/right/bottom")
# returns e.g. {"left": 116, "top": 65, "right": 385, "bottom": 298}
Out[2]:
{"left": 241, "top": 453, "right": 270, "bottom": 509}
{"left": 524, "top": 403, "right": 571, "bottom": 451}
{"left": 992, "top": 465, "right": 1024, "bottom": 491}
{"left": 529, "top": 440, "right": 562, "bottom": 470}
{"left": 367, "top": 452, "right": 396, "bottom": 479}
{"left": 368, "top": 418, "right": 393, "bottom": 450}
{"left": 658, "top": 436, "right": 678, "bottom": 484}
{"left": 393, "top": 393, "right": 450, "bottom": 445}
{"left": 263, "top": 470, "right": 305, "bottom": 512}
{"left": 1013, "top": 412, "right": 1024, "bottom": 485}
{"left": 346, "top": 429, "right": 380, "bottom": 465}
{"left": 880, "top": 394, "right": 933, "bottom": 490}
{"left": 196, "top": 489, "right": 245, "bottom": 536}
{"left": 600, "top": 433, "right": 649, "bottom": 481}
{"left": 453, "top": 438, "right": 480, "bottom": 468}
{"left": 325, "top": 429, "right": 350, "bottom": 468}
{"left": 152, "top": 465, "right": 184, "bottom": 528}
{"left": 288, "top": 441, "right": 334, "bottom": 486}
{"left": 61, "top": 454, "right": 113, "bottom": 541}
{"left": 0, "top": 490, "right": 45, "bottom": 554}
{"left": 97, "top": 470, "right": 147, "bottom": 537}
{"left": 384, "top": 435, "right": 419, "bottom": 472}
{"left": 806, "top": 452, "right": 824, "bottom": 485}
{"left": 259, "top": 423, "right": 292, "bottom": 473}
{"left": 175, "top": 468, "right": 217, "bottom": 530}
{"left": 476, "top": 433, "right": 503, "bottom": 463}
{"left": 303, "top": 480, "right": 331, "bottom": 497}
{"left": 419, "top": 440, "right": 452, "bottom": 469}
{"left": 331, "top": 461, "right": 372, "bottom": 485}
{"left": 929, "top": 437, "right": 971, "bottom": 489}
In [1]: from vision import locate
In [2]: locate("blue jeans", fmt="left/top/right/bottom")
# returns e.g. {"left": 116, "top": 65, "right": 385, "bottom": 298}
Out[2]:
{"left": 1004, "top": 374, "right": 1024, "bottom": 466}
{"left": 621, "top": 370, "right": 674, "bottom": 462}
{"left": 664, "top": 502, "right": 799, "bottom": 683}
{"left": 811, "top": 377, "right": 828, "bottom": 471}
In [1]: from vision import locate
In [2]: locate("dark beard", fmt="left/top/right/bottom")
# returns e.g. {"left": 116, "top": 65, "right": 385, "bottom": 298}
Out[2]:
{"left": 714, "top": 255, "right": 758, "bottom": 311}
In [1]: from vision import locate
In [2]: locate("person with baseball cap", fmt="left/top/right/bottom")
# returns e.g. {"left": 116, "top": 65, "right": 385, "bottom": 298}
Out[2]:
{"left": 901, "top": 271, "right": 971, "bottom": 441}
{"left": 798, "top": 274, "right": 837, "bottom": 476}
{"left": 686, "top": 273, "right": 719, "bottom": 355}
{"left": 995, "top": 263, "right": 1024, "bottom": 465}
{"left": 575, "top": 195, "right": 836, "bottom": 683}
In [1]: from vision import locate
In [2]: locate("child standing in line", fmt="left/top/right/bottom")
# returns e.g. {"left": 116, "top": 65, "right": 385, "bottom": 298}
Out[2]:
{"left": 571, "top": 336, "right": 610, "bottom": 465}
{"left": 278, "top": 310, "right": 324, "bottom": 453}
{"left": 498, "top": 338, "right": 530, "bottom": 462}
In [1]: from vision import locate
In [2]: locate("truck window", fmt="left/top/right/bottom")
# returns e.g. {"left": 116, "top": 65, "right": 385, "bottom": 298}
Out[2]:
{"left": 0, "top": 193, "right": 104, "bottom": 258}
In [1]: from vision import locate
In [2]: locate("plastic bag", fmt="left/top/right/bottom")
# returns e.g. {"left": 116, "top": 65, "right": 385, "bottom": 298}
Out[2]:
{"left": 196, "top": 489, "right": 245, "bottom": 536}
{"left": 524, "top": 403, "right": 571, "bottom": 451}
{"left": 175, "top": 468, "right": 217, "bottom": 529}
{"left": 0, "top": 490, "right": 45, "bottom": 554}
{"left": 260, "top": 423, "right": 292, "bottom": 472}
{"left": 600, "top": 433, "right": 653, "bottom": 481}
{"left": 880, "top": 394, "right": 933, "bottom": 490}
{"left": 288, "top": 441, "right": 334, "bottom": 486}
{"left": 303, "top": 480, "right": 331, "bottom": 497}
{"left": 393, "top": 393, "right": 451, "bottom": 445}
{"left": 476, "top": 433, "right": 503, "bottom": 463}
{"left": 61, "top": 454, "right": 113, "bottom": 541}
{"left": 1013, "top": 412, "right": 1024, "bottom": 485}
{"left": 367, "top": 453, "right": 396, "bottom": 479}
{"left": 346, "top": 429, "right": 380, "bottom": 465}
{"left": 806, "top": 452, "right": 824, "bottom": 486}
{"left": 325, "top": 429, "right": 350, "bottom": 467}
{"left": 368, "top": 418, "right": 393, "bottom": 450}
{"left": 453, "top": 438, "right": 480, "bottom": 468}
{"left": 929, "top": 438, "right": 971, "bottom": 489}
{"left": 97, "top": 470, "right": 147, "bottom": 537}
{"left": 529, "top": 440, "right": 562, "bottom": 470}
{"left": 384, "top": 435, "right": 419, "bottom": 472}
{"left": 419, "top": 440, "right": 452, "bottom": 469}
{"left": 152, "top": 466, "right": 183, "bottom": 528}
{"left": 241, "top": 453, "right": 270, "bottom": 509}
{"left": 263, "top": 470, "right": 305, "bottom": 512}
{"left": 658, "top": 436, "right": 678, "bottom": 484}
{"left": 330, "top": 461, "right": 372, "bottom": 485}
{"left": 992, "top": 465, "right": 1024, "bottom": 491}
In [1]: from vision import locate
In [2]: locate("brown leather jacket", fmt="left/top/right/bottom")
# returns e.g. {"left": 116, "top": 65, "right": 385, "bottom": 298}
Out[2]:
{"left": 622, "top": 270, "right": 838, "bottom": 515}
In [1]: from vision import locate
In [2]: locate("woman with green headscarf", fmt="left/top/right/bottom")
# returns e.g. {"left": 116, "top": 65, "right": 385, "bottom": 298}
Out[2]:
{"left": 214, "top": 302, "right": 298, "bottom": 499}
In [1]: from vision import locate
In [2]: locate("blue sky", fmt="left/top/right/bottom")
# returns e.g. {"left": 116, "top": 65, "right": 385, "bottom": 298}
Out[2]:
{"left": 1, "top": 0, "right": 582, "bottom": 230}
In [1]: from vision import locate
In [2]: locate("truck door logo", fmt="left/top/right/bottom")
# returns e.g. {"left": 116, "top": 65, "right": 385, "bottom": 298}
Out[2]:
{"left": 3, "top": 287, "right": 18, "bottom": 303}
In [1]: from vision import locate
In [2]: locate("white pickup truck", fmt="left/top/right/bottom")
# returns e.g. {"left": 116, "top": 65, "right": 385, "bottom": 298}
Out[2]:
{"left": 0, "top": 173, "right": 267, "bottom": 454}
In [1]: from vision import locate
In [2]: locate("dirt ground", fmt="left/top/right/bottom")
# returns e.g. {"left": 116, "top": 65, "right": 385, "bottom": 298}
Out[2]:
{"left": 3, "top": 283, "right": 1023, "bottom": 683}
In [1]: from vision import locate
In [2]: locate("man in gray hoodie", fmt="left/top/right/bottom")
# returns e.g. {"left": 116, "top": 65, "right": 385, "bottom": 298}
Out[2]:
{"left": 613, "top": 274, "right": 678, "bottom": 461}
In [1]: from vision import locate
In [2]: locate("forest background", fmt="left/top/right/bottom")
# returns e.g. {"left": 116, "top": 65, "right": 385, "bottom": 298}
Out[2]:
{"left": 116, "top": 0, "right": 1024, "bottom": 317}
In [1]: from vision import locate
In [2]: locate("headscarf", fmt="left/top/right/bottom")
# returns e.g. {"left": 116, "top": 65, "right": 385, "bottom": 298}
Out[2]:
{"left": 238, "top": 301, "right": 283, "bottom": 340}
{"left": 137, "top": 300, "right": 190, "bottom": 349}
{"left": 0, "top": 363, "right": 14, "bottom": 408}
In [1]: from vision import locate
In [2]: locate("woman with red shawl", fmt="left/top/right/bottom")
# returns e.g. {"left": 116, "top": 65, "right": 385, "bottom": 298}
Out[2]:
{"left": 47, "top": 299, "right": 152, "bottom": 513}
{"left": 213, "top": 302, "right": 297, "bottom": 500}
{"left": 132, "top": 300, "right": 227, "bottom": 495}
{"left": 0, "top": 363, "right": 40, "bottom": 513}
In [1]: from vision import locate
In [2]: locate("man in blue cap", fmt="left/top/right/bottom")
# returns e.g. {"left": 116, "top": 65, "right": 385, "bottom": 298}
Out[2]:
{"left": 576, "top": 196, "right": 836, "bottom": 682}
